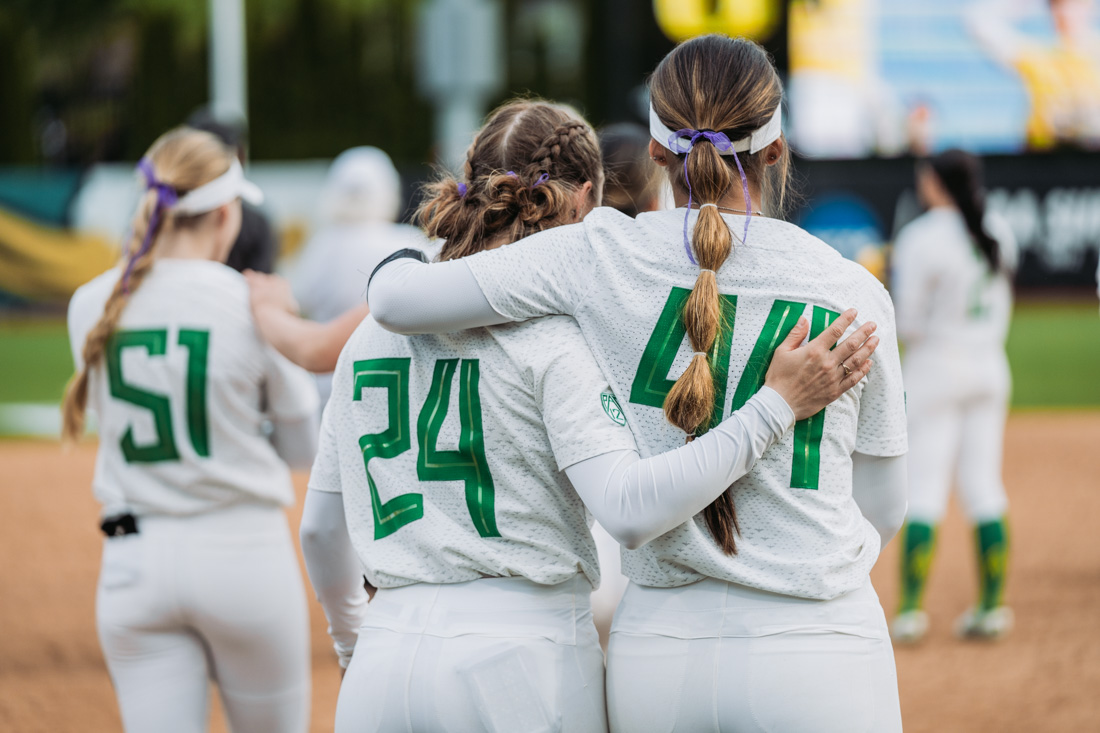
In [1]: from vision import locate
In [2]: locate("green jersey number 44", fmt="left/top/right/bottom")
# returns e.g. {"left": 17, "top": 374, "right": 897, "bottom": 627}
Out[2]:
{"left": 629, "top": 287, "right": 839, "bottom": 490}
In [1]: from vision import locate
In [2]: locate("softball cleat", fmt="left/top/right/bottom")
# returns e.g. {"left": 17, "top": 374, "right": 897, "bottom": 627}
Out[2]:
{"left": 890, "top": 610, "right": 930, "bottom": 644}
{"left": 954, "top": 606, "right": 1014, "bottom": 640}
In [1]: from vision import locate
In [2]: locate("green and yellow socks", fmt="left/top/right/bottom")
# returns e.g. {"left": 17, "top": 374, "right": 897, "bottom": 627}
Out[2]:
{"left": 975, "top": 517, "right": 1009, "bottom": 612}
{"left": 896, "top": 517, "right": 1009, "bottom": 615}
{"left": 898, "top": 520, "right": 936, "bottom": 614}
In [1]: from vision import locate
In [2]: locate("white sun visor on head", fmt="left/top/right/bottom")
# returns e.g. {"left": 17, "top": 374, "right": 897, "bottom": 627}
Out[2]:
{"left": 649, "top": 103, "right": 782, "bottom": 155}
{"left": 173, "top": 159, "right": 264, "bottom": 215}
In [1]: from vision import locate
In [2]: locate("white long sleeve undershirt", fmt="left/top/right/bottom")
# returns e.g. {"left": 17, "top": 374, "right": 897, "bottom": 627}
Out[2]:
{"left": 565, "top": 387, "right": 795, "bottom": 550}
{"left": 270, "top": 413, "right": 320, "bottom": 470}
{"left": 299, "top": 490, "right": 369, "bottom": 668}
{"left": 368, "top": 258, "right": 508, "bottom": 334}
{"left": 851, "top": 452, "right": 908, "bottom": 547}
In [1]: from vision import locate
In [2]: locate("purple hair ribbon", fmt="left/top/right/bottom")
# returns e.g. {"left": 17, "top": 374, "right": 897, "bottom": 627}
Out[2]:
{"left": 123, "top": 158, "right": 178, "bottom": 293}
{"left": 668, "top": 128, "right": 752, "bottom": 264}
{"left": 457, "top": 182, "right": 467, "bottom": 197}
{"left": 531, "top": 172, "right": 550, "bottom": 189}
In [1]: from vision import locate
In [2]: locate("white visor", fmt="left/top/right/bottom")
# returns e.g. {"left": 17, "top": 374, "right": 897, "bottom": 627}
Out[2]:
{"left": 173, "top": 159, "right": 264, "bottom": 214}
{"left": 649, "top": 103, "right": 782, "bottom": 155}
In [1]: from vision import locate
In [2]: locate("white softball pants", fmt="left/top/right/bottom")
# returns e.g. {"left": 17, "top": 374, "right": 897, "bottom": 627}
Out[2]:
{"left": 96, "top": 503, "right": 311, "bottom": 733}
{"left": 336, "top": 575, "right": 607, "bottom": 733}
{"left": 606, "top": 578, "right": 902, "bottom": 733}
{"left": 903, "top": 346, "right": 1010, "bottom": 524}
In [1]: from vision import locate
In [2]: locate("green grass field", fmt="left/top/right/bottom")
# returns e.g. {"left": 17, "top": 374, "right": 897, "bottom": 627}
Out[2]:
{"left": 0, "top": 299, "right": 1096, "bottom": 434}
{"left": 1004, "top": 300, "right": 1100, "bottom": 408}
{"left": 0, "top": 318, "right": 74, "bottom": 404}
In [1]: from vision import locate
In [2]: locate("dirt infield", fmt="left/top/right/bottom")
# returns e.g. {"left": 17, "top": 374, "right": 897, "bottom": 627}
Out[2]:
{"left": 2, "top": 412, "right": 1098, "bottom": 732}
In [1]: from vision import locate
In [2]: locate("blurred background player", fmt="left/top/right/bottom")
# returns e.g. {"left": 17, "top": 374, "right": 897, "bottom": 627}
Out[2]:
{"left": 62, "top": 127, "right": 318, "bottom": 732}
{"left": 186, "top": 107, "right": 279, "bottom": 273}
{"left": 891, "top": 149, "right": 1018, "bottom": 643}
{"left": 286, "top": 146, "right": 428, "bottom": 402}
{"left": 598, "top": 122, "right": 661, "bottom": 217}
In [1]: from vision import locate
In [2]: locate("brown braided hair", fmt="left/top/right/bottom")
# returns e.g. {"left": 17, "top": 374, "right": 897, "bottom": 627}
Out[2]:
{"left": 416, "top": 100, "right": 604, "bottom": 261}
{"left": 650, "top": 35, "right": 791, "bottom": 554}
{"left": 61, "top": 127, "right": 236, "bottom": 444}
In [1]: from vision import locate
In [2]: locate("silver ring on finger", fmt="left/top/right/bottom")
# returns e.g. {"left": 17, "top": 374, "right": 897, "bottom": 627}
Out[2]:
{"left": 840, "top": 361, "right": 853, "bottom": 377}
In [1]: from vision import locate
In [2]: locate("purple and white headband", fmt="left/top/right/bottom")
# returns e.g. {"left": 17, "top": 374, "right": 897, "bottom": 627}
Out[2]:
{"left": 173, "top": 158, "right": 264, "bottom": 214}
{"left": 648, "top": 103, "right": 781, "bottom": 156}
{"left": 123, "top": 158, "right": 264, "bottom": 291}
{"left": 649, "top": 104, "right": 781, "bottom": 264}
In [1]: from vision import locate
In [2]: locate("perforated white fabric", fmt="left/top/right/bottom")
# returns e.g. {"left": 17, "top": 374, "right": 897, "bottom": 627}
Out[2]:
{"left": 308, "top": 315, "right": 638, "bottom": 588}
{"left": 459, "top": 207, "right": 909, "bottom": 599}
{"left": 69, "top": 261, "right": 319, "bottom": 517}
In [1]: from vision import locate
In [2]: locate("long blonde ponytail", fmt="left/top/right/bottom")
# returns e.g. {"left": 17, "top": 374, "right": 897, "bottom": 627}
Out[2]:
{"left": 61, "top": 127, "right": 235, "bottom": 444}
{"left": 650, "top": 35, "right": 789, "bottom": 554}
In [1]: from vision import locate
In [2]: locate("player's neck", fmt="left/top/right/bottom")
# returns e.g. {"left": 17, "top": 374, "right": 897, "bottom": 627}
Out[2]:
{"left": 156, "top": 229, "right": 225, "bottom": 263}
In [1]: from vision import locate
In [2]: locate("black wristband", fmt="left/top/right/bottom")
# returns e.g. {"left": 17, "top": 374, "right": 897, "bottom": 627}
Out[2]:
{"left": 368, "top": 248, "right": 429, "bottom": 289}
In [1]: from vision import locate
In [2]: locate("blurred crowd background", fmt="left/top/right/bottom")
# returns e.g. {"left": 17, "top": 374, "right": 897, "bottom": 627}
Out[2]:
{"left": 1, "top": 0, "right": 1099, "bottom": 421}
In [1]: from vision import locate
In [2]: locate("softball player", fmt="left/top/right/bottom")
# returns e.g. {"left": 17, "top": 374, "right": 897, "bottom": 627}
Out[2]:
{"left": 63, "top": 127, "right": 318, "bottom": 733}
{"left": 890, "top": 149, "right": 1017, "bottom": 643}
{"left": 289, "top": 146, "right": 428, "bottom": 401}
{"left": 368, "top": 36, "right": 908, "bottom": 732}
{"left": 302, "top": 99, "right": 876, "bottom": 733}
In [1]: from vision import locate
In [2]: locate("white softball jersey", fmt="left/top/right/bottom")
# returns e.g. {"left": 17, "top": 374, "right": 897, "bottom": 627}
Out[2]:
{"left": 891, "top": 208, "right": 1016, "bottom": 525}
{"left": 462, "top": 207, "right": 909, "bottom": 600}
{"left": 891, "top": 207, "right": 1016, "bottom": 353}
{"left": 308, "top": 314, "right": 639, "bottom": 590}
{"left": 68, "top": 260, "right": 319, "bottom": 517}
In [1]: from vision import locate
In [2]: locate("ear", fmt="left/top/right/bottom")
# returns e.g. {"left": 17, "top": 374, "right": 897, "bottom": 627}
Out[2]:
{"left": 764, "top": 137, "right": 784, "bottom": 166}
{"left": 648, "top": 139, "right": 670, "bottom": 167}
{"left": 213, "top": 203, "right": 231, "bottom": 226}
{"left": 573, "top": 181, "right": 596, "bottom": 221}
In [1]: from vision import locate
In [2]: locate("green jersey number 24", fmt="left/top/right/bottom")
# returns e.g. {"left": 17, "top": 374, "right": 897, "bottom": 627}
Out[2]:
{"left": 629, "top": 287, "right": 838, "bottom": 490}
{"left": 353, "top": 358, "right": 498, "bottom": 540}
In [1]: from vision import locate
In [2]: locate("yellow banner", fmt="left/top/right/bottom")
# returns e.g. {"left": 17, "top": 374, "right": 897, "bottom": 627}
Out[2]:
{"left": 654, "top": 0, "right": 781, "bottom": 42}
{"left": 0, "top": 208, "right": 118, "bottom": 301}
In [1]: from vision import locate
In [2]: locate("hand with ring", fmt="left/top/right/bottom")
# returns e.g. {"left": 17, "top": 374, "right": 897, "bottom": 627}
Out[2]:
{"left": 763, "top": 308, "right": 879, "bottom": 421}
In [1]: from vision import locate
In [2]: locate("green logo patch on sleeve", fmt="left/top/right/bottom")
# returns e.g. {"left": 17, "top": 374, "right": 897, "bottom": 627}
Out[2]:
{"left": 601, "top": 392, "right": 627, "bottom": 426}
